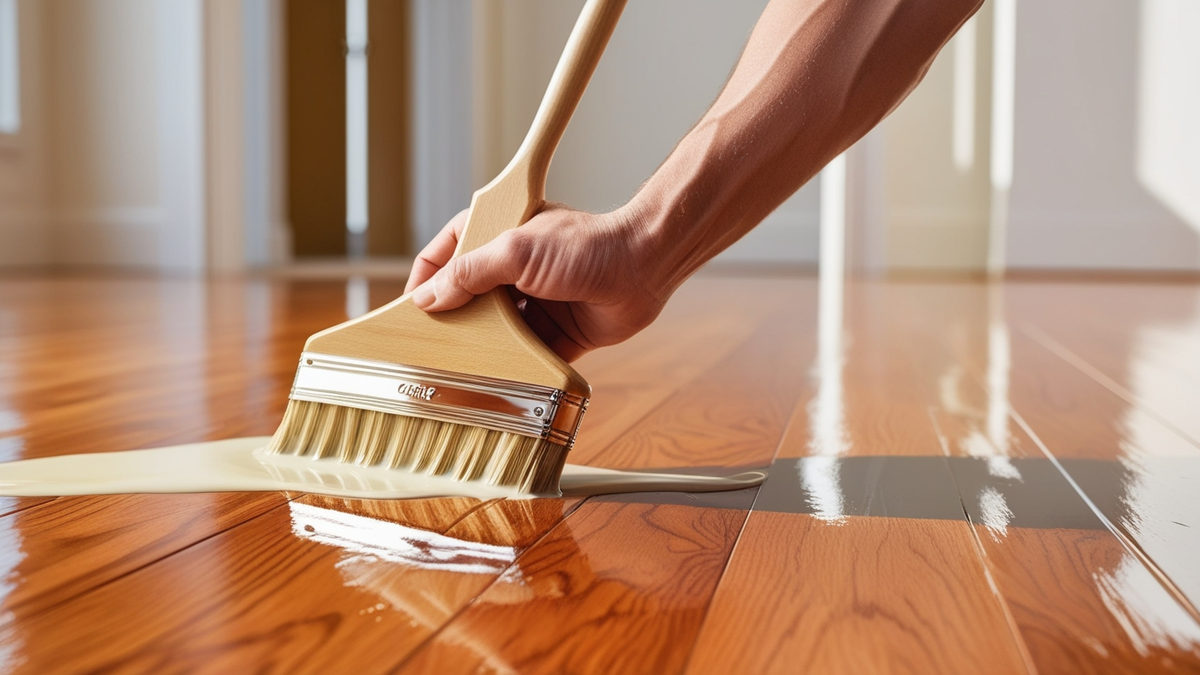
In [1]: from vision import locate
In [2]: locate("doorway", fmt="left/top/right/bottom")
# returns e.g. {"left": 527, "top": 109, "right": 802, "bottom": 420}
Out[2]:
{"left": 285, "top": 0, "right": 411, "bottom": 258}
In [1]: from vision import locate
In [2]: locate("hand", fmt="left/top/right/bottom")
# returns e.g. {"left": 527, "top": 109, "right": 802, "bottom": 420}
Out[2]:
{"left": 404, "top": 204, "right": 668, "bottom": 362}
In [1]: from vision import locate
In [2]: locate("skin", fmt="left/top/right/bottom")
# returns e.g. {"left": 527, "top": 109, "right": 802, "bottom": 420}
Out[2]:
{"left": 405, "top": 0, "right": 983, "bottom": 362}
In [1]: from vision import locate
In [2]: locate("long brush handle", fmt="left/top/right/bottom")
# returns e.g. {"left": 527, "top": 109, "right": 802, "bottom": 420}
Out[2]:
{"left": 454, "top": 0, "right": 628, "bottom": 256}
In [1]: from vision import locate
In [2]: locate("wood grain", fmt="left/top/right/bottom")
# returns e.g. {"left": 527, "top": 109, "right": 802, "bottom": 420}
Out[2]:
{"left": 690, "top": 281, "right": 1033, "bottom": 674}
{"left": 0, "top": 277, "right": 338, "bottom": 457}
{"left": 397, "top": 494, "right": 755, "bottom": 675}
{"left": 1005, "top": 281, "right": 1200, "bottom": 445}
{"left": 687, "top": 512, "right": 1031, "bottom": 674}
{"left": 0, "top": 497, "right": 53, "bottom": 519}
{"left": 570, "top": 277, "right": 810, "bottom": 463}
{"left": 837, "top": 283, "right": 953, "bottom": 456}
{"left": 0, "top": 492, "right": 285, "bottom": 624}
{"left": 891, "top": 280, "right": 1200, "bottom": 672}
{"left": 897, "top": 282, "right": 1200, "bottom": 612}
{"left": 979, "top": 526, "right": 1200, "bottom": 673}
{"left": 0, "top": 494, "right": 581, "bottom": 673}
{"left": 589, "top": 307, "right": 813, "bottom": 469}
{"left": 387, "top": 284, "right": 813, "bottom": 672}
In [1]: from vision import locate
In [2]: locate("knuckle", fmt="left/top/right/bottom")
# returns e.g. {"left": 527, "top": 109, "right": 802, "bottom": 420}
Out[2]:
{"left": 503, "top": 230, "right": 535, "bottom": 265}
{"left": 447, "top": 257, "right": 473, "bottom": 288}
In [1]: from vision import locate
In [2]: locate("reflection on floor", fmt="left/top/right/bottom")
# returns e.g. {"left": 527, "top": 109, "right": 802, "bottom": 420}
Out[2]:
{"left": 0, "top": 271, "right": 1197, "bottom": 673}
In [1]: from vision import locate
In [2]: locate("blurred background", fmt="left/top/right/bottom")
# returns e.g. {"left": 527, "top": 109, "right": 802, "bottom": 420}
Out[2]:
{"left": 0, "top": 0, "right": 1197, "bottom": 276}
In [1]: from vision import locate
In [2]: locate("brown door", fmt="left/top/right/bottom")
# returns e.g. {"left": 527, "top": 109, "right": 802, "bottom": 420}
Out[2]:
{"left": 286, "top": 0, "right": 410, "bottom": 257}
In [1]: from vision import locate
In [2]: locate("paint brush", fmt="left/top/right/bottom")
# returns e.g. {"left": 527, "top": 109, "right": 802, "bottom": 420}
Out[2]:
{"left": 265, "top": 0, "right": 627, "bottom": 493}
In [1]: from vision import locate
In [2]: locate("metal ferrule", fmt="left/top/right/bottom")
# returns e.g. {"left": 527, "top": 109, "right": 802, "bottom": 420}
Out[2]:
{"left": 289, "top": 352, "right": 588, "bottom": 448}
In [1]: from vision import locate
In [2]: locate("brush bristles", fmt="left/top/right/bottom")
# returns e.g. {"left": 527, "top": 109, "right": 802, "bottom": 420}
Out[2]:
{"left": 265, "top": 400, "right": 569, "bottom": 493}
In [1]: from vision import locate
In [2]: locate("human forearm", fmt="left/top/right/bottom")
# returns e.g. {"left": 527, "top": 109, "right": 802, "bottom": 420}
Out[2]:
{"left": 625, "top": 0, "right": 982, "bottom": 293}
{"left": 407, "top": 0, "right": 983, "bottom": 360}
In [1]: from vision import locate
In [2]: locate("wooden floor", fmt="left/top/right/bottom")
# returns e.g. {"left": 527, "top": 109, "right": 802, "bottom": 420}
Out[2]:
{"left": 0, "top": 270, "right": 1198, "bottom": 673}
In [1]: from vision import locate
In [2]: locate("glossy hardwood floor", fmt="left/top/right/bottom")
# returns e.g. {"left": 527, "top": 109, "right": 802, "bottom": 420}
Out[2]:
{"left": 0, "top": 269, "right": 1198, "bottom": 673}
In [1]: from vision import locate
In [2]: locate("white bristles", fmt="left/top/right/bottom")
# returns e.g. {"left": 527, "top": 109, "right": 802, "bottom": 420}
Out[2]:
{"left": 265, "top": 400, "right": 570, "bottom": 493}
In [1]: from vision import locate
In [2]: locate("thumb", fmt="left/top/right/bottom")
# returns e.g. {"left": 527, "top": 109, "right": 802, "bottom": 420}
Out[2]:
{"left": 411, "top": 232, "right": 529, "bottom": 312}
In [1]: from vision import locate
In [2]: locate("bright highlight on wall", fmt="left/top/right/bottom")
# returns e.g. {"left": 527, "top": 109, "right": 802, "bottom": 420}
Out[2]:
{"left": 989, "top": 0, "right": 1016, "bottom": 192}
{"left": 346, "top": 0, "right": 369, "bottom": 237}
{"left": 0, "top": 0, "right": 19, "bottom": 135}
{"left": 952, "top": 15, "right": 976, "bottom": 173}
{"left": 987, "top": 0, "right": 1016, "bottom": 275}
{"left": 1137, "top": 0, "right": 1200, "bottom": 235}
{"left": 814, "top": 152, "right": 848, "bottom": 458}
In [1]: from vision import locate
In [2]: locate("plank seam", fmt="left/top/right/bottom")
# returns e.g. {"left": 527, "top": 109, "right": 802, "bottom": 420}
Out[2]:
{"left": 677, "top": 485, "right": 763, "bottom": 675}
{"left": 885, "top": 291, "right": 1039, "bottom": 673}
{"left": 385, "top": 495, "right": 591, "bottom": 674}
{"left": 2, "top": 494, "right": 297, "bottom": 626}
{"left": 0, "top": 495, "right": 60, "bottom": 520}
{"left": 1009, "top": 409, "right": 1200, "bottom": 625}
{"left": 679, "top": 374, "right": 814, "bottom": 673}
{"left": 585, "top": 307, "right": 807, "bottom": 468}
{"left": 1021, "top": 323, "right": 1200, "bottom": 454}
{"left": 929, "top": 407, "right": 1039, "bottom": 675}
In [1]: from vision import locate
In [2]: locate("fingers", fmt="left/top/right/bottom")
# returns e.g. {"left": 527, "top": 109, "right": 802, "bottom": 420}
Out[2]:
{"left": 412, "top": 230, "right": 532, "bottom": 312}
{"left": 404, "top": 209, "right": 469, "bottom": 294}
{"left": 509, "top": 289, "right": 591, "bottom": 362}
{"left": 524, "top": 307, "right": 591, "bottom": 362}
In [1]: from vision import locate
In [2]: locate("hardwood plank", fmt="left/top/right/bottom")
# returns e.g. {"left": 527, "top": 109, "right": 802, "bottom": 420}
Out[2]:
{"left": 0, "top": 274, "right": 794, "bottom": 672}
{"left": 314, "top": 497, "right": 584, "bottom": 651}
{"left": 1005, "top": 330, "right": 1198, "bottom": 460}
{"left": 906, "top": 283, "right": 1200, "bottom": 611}
{"left": 394, "top": 284, "right": 814, "bottom": 672}
{"left": 0, "top": 277, "right": 386, "bottom": 457}
{"left": 687, "top": 512, "right": 1029, "bottom": 675}
{"left": 397, "top": 491, "right": 756, "bottom": 675}
{"left": 295, "top": 493, "right": 488, "bottom": 536}
{"left": 0, "top": 492, "right": 286, "bottom": 624}
{"left": 979, "top": 526, "right": 1200, "bottom": 673}
{"left": 0, "top": 494, "right": 580, "bottom": 673}
{"left": 570, "top": 278, "right": 807, "bottom": 464}
{"left": 588, "top": 306, "right": 813, "bottom": 469}
{"left": 0, "top": 497, "right": 54, "bottom": 519}
{"left": 1006, "top": 280, "right": 1200, "bottom": 445}
{"left": 892, "top": 281, "right": 1200, "bottom": 672}
{"left": 4, "top": 273, "right": 1199, "bottom": 672}
{"left": 833, "top": 282, "right": 948, "bottom": 456}
{"left": 691, "top": 281, "right": 1032, "bottom": 674}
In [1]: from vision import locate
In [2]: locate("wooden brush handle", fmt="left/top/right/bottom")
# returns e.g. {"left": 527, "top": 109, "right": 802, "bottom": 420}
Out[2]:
{"left": 454, "top": 0, "right": 628, "bottom": 255}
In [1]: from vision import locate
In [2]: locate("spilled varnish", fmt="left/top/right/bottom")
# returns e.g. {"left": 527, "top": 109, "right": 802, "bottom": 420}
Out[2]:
{"left": 0, "top": 437, "right": 766, "bottom": 500}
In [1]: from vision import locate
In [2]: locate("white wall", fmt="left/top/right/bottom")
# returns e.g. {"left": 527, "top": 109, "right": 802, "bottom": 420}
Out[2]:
{"left": 411, "top": 0, "right": 474, "bottom": 251}
{"left": 1136, "top": 0, "right": 1200, "bottom": 242}
{"left": 49, "top": 0, "right": 161, "bottom": 266}
{"left": 878, "top": 9, "right": 993, "bottom": 272}
{"left": 208, "top": 0, "right": 289, "bottom": 271}
{"left": 48, "top": 1, "right": 159, "bottom": 232}
{"left": 469, "top": 0, "right": 820, "bottom": 265}
{"left": 7, "top": 0, "right": 1200, "bottom": 273}
{"left": 1005, "top": 0, "right": 1199, "bottom": 271}
{"left": 0, "top": 0, "right": 286, "bottom": 272}
{"left": 41, "top": 0, "right": 207, "bottom": 271}
{"left": 240, "top": 0, "right": 290, "bottom": 267}
{"left": 846, "top": 0, "right": 1200, "bottom": 275}
{"left": 0, "top": 0, "right": 51, "bottom": 267}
